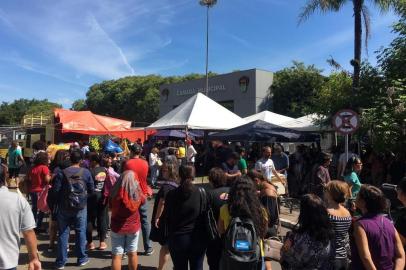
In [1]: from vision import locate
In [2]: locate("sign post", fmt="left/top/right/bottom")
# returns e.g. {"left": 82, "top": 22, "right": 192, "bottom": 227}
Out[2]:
{"left": 332, "top": 109, "right": 360, "bottom": 162}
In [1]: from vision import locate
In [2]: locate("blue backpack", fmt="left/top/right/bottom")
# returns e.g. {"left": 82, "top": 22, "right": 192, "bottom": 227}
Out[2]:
{"left": 62, "top": 168, "right": 87, "bottom": 210}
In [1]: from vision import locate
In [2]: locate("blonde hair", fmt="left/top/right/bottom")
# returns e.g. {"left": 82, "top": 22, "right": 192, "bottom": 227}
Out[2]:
{"left": 326, "top": 180, "right": 351, "bottom": 203}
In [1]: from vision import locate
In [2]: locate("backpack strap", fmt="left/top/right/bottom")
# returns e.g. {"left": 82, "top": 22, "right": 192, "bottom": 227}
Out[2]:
{"left": 198, "top": 187, "right": 208, "bottom": 213}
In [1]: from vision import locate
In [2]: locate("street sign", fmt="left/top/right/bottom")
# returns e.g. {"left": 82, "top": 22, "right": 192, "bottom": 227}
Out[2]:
{"left": 332, "top": 109, "right": 360, "bottom": 135}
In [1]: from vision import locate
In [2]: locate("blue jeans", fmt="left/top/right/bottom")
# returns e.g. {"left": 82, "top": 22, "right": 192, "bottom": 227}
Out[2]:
{"left": 30, "top": 192, "right": 44, "bottom": 229}
{"left": 150, "top": 165, "right": 159, "bottom": 186}
{"left": 139, "top": 201, "right": 153, "bottom": 252}
{"left": 55, "top": 208, "right": 88, "bottom": 267}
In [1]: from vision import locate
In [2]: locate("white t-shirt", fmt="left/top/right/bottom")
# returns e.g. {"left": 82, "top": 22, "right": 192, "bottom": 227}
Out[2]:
{"left": 149, "top": 153, "right": 159, "bottom": 166}
{"left": 0, "top": 186, "right": 36, "bottom": 269}
{"left": 255, "top": 158, "right": 276, "bottom": 181}
{"left": 187, "top": 145, "right": 197, "bottom": 163}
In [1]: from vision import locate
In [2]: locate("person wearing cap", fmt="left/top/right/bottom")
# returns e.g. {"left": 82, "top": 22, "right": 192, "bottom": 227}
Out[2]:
{"left": 124, "top": 144, "right": 154, "bottom": 256}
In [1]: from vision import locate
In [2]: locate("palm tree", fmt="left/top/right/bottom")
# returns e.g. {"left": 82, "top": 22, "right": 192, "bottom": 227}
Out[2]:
{"left": 299, "top": 0, "right": 393, "bottom": 97}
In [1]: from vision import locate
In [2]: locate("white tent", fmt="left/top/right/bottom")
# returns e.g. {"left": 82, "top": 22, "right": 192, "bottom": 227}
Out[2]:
{"left": 243, "top": 111, "right": 295, "bottom": 125}
{"left": 282, "top": 114, "right": 331, "bottom": 132}
{"left": 148, "top": 93, "right": 246, "bottom": 130}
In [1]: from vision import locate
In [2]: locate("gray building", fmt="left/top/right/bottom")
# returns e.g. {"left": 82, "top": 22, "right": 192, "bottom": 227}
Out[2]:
{"left": 159, "top": 69, "right": 273, "bottom": 118}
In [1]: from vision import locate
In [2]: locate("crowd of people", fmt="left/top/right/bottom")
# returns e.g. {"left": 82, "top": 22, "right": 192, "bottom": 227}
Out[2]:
{"left": 0, "top": 138, "right": 405, "bottom": 270}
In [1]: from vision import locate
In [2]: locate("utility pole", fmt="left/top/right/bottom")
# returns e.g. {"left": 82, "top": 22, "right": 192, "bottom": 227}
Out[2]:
{"left": 199, "top": 0, "right": 217, "bottom": 96}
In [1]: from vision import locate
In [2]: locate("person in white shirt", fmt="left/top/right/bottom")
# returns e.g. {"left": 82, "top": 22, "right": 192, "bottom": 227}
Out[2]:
{"left": 186, "top": 140, "right": 197, "bottom": 166}
{"left": 255, "top": 146, "right": 284, "bottom": 184}
{"left": 149, "top": 147, "right": 161, "bottom": 187}
{"left": 0, "top": 164, "right": 41, "bottom": 270}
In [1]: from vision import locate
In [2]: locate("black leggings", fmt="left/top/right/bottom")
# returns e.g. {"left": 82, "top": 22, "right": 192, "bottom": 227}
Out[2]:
{"left": 169, "top": 233, "right": 207, "bottom": 270}
{"left": 86, "top": 192, "right": 108, "bottom": 243}
{"left": 206, "top": 238, "right": 222, "bottom": 270}
{"left": 334, "top": 258, "right": 349, "bottom": 270}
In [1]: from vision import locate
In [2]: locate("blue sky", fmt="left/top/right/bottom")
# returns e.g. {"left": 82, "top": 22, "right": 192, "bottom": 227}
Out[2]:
{"left": 0, "top": 0, "right": 399, "bottom": 107}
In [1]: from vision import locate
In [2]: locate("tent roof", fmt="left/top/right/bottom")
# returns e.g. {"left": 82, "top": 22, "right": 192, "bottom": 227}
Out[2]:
{"left": 243, "top": 111, "right": 295, "bottom": 125}
{"left": 282, "top": 114, "right": 332, "bottom": 132}
{"left": 148, "top": 93, "right": 246, "bottom": 130}
{"left": 209, "top": 120, "right": 319, "bottom": 142}
{"left": 54, "top": 109, "right": 149, "bottom": 141}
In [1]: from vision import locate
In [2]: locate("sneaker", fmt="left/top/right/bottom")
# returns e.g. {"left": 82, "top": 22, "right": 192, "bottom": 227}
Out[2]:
{"left": 145, "top": 249, "right": 154, "bottom": 256}
{"left": 78, "top": 258, "right": 90, "bottom": 267}
{"left": 55, "top": 265, "right": 65, "bottom": 270}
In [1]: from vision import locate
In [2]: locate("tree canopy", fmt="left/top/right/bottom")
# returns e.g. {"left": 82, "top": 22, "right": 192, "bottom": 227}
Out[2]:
{"left": 81, "top": 74, "right": 209, "bottom": 126}
{"left": 0, "top": 99, "right": 61, "bottom": 125}
{"left": 270, "top": 61, "right": 326, "bottom": 118}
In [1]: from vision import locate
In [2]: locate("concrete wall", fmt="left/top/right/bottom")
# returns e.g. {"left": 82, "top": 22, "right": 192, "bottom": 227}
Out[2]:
{"left": 159, "top": 69, "right": 273, "bottom": 118}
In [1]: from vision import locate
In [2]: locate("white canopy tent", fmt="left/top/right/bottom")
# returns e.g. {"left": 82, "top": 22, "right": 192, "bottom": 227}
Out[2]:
{"left": 282, "top": 114, "right": 332, "bottom": 132}
{"left": 148, "top": 93, "right": 246, "bottom": 130}
{"left": 243, "top": 111, "right": 295, "bottom": 126}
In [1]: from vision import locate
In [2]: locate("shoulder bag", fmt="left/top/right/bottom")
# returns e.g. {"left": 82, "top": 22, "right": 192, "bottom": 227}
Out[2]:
{"left": 263, "top": 196, "right": 284, "bottom": 261}
{"left": 199, "top": 187, "right": 220, "bottom": 241}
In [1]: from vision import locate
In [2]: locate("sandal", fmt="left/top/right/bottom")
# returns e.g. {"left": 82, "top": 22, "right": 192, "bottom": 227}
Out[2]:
{"left": 98, "top": 242, "right": 107, "bottom": 250}
{"left": 87, "top": 242, "right": 96, "bottom": 250}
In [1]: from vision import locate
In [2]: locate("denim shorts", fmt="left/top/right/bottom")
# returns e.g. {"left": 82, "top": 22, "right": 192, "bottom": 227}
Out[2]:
{"left": 111, "top": 231, "right": 140, "bottom": 255}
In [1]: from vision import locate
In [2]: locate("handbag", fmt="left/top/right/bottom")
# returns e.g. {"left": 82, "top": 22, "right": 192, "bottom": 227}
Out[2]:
{"left": 263, "top": 196, "right": 283, "bottom": 261}
{"left": 149, "top": 213, "right": 169, "bottom": 245}
{"left": 37, "top": 185, "right": 51, "bottom": 213}
{"left": 198, "top": 187, "right": 220, "bottom": 241}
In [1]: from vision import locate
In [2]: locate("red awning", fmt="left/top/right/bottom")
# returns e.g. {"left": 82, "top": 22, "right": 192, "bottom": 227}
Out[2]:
{"left": 54, "top": 109, "right": 155, "bottom": 142}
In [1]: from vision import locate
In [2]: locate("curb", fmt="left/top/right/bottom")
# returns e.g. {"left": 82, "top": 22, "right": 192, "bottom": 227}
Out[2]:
{"left": 280, "top": 218, "right": 296, "bottom": 229}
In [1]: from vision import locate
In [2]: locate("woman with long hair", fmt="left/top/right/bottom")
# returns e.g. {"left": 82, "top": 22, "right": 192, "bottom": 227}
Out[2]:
{"left": 163, "top": 165, "right": 207, "bottom": 270}
{"left": 217, "top": 176, "right": 268, "bottom": 269}
{"left": 150, "top": 161, "right": 180, "bottom": 270}
{"left": 343, "top": 156, "right": 362, "bottom": 198}
{"left": 324, "top": 181, "right": 352, "bottom": 270}
{"left": 247, "top": 169, "right": 278, "bottom": 236}
{"left": 206, "top": 168, "right": 229, "bottom": 270}
{"left": 110, "top": 170, "right": 145, "bottom": 270}
{"left": 28, "top": 151, "right": 51, "bottom": 232}
{"left": 48, "top": 149, "right": 71, "bottom": 251}
{"left": 352, "top": 185, "right": 405, "bottom": 270}
{"left": 281, "top": 194, "right": 335, "bottom": 269}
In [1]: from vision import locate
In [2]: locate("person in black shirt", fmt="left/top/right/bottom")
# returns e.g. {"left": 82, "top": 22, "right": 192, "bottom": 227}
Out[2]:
{"left": 163, "top": 165, "right": 207, "bottom": 270}
{"left": 396, "top": 178, "right": 406, "bottom": 247}
{"left": 86, "top": 153, "right": 108, "bottom": 250}
{"left": 150, "top": 161, "right": 179, "bottom": 270}
{"left": 206, "top": 168, "right": 229, "bottom": 270}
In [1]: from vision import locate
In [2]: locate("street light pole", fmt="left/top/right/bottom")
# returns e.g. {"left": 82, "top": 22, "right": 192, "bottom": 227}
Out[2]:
{"left": 199, "top": 0, "right": 217, "bottom": 96}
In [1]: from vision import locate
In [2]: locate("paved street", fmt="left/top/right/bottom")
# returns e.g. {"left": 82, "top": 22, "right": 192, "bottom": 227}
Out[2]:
{"left": 17, "top": 183, "right": 296, "bottom": 270}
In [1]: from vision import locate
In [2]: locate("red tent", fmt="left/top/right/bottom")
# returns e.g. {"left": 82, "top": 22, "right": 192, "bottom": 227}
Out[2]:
{"left": 54, "top": 109, "right": 155, "bottom": 142}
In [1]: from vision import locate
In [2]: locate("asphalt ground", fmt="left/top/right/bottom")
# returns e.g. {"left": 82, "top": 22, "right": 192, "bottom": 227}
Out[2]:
{"left": 16, "top": 181, "right": 297, "bottom": 270}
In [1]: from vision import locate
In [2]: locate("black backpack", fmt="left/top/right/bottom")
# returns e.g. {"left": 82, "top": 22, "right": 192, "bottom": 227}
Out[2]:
{"left": 62, "top": 168, "right": 87, "bottom": 210}
{"left": 221, "top": 217, "right": 261, "bottom": 270}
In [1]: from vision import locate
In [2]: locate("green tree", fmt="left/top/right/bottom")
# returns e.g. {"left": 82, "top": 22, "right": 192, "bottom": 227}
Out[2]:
{"left": 0, "top": 99, "right": 61, "bottom": 125}
{"left": 270, "top": 61, "right": 326, "bottom": 118}
{"left": 299, "top": 0, "right": 394, "bottom": 94}
{"left": 83, "top": 73, "right": 210, "bottom": 125}
{"left": 71, "top": 99, "right": 88, "bottom": 111}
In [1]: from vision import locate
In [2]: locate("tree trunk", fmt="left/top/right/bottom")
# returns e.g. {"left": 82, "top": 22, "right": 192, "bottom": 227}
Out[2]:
{"left": 353, "top": 0, "right": 363, "bottom": 99}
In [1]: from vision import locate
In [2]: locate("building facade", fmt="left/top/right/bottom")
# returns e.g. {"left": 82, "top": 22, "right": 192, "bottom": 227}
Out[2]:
{"left": 159, "top": 69, "right": 273, "bottom": 117}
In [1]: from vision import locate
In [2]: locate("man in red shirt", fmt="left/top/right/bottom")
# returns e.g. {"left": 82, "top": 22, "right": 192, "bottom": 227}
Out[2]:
{"left": 124, "top": 144, "right": 154, "bottom": 255}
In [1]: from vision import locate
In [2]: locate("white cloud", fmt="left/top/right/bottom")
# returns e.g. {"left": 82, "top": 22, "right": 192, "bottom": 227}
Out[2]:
{"left": 0, "top": 0, "right": 185, "bottom": 79}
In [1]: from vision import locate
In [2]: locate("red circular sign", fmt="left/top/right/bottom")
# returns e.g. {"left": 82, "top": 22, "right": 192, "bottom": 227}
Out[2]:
{"left": 332, "top": 109, "right": 360, "bottom": 135}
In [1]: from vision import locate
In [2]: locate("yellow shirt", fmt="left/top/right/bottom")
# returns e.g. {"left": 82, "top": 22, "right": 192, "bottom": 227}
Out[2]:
{"left": 177, "top": 147, "right": 186, "bottom": 158}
